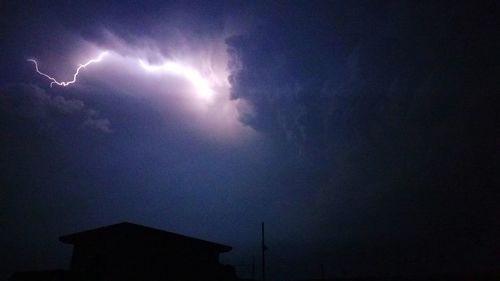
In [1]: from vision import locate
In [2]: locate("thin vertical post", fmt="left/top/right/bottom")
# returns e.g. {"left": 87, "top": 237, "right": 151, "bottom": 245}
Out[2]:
{"left": 252, "top": 256, "right": 255, "bottom": 280}
{"left": 261, "top": 222, "right": 266, "bottom": 281}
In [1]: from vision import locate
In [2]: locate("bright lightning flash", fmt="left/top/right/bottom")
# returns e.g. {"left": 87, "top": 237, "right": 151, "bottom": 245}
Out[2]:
{"left": 27, "top": 51, "right": 215, "bottom": 101}
{"left": 27, "top": 51, "right": 109, "bottom": 87}
{"left": 139, "top": 60, "right": 214, "bottom": 100}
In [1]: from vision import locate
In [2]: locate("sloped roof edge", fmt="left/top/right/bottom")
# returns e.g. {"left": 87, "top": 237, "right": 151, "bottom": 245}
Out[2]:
{"left": 59, "top": 222, "right": 232, "bottom": 252}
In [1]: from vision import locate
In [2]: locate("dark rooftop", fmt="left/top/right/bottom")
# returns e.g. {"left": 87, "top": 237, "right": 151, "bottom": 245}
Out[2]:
{"left": 59, "top": 222, "right": 232, "bottom": 252}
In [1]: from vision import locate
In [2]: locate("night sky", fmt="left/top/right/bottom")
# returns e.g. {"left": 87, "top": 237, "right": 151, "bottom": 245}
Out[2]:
{"left": 0, "top": 1, "right": 498, "bottom": 280}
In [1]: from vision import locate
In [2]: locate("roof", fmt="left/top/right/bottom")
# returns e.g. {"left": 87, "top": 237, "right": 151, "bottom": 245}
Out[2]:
{"left": 59, "top": 222, "right": 232, "bottom": 253}
{"left": 9, "top": 270, "right": 69, "bottom": 281}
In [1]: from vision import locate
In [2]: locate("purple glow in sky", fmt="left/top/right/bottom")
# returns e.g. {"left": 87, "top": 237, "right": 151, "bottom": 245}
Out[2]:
{"left": 26, "top": 40, "right": 254, "bottom": 142}
{"left": 29, "top": 50, "right": 217, "bottom": 100}
{"left": 139, "top": 59, "right": 214, "bottom": 100}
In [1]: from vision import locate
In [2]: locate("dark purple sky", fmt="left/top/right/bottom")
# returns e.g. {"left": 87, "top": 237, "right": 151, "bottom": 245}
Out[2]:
{"left": 0, "top": 1, "right": 498, "bottom": 280}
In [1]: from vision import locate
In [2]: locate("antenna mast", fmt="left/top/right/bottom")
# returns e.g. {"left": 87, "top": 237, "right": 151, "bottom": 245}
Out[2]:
{"left": 261, "top": 222, "right": 266, "bottom": 281}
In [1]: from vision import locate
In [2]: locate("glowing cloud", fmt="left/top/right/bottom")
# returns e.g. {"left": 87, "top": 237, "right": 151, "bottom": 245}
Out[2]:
{"left": 139, "top": 60, "right": 214, "bottom": 100}
{"left": 27, "top": 51, "right": 214, "bottom": 101}
{"left": 25, "top": 46, "right": 255, "bottom": 142}
{"left": 27, "top": 51, "right": 109, "bottom": 87}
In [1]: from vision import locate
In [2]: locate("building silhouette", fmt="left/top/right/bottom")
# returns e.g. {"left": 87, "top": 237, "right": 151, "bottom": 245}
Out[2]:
{"left": 11, "top": 222, "right": 237, "bottom": 281}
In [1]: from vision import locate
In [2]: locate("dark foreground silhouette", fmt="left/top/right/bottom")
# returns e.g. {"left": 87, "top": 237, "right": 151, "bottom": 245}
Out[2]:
{"left": 10, "top": 222, "right": 500, "bottom": 281}
{"left": 10, "top": 222, "right": 237, "bottom": 281}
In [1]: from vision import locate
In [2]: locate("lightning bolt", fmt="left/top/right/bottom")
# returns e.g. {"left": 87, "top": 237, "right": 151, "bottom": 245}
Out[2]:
{"left": 27, "top": 51, "right": 215, "bottom": 101}
{"left": 139, "top": 60, "right": 214, "bottom": 99}
{"left": 27, "top": 51, "right": 109, "bottom": 87}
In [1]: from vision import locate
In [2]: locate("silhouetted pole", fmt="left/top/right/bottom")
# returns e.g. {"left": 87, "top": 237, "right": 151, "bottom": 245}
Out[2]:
{"left": 320, "top": 264, "right": 325, "bottom": 281}
{"left": 261, "top": 222, "right": 266, "bottom": 281}
{"left": 252, "top": 256, "right": 256, "bottom": 280}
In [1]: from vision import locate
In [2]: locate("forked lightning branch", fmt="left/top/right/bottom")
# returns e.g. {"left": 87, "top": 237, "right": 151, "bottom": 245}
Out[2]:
{"left": 27, "top": 52, "right": 109, "bottom": 87}
{"left": 27, "top": 51, "right": 215, "bottom": 100}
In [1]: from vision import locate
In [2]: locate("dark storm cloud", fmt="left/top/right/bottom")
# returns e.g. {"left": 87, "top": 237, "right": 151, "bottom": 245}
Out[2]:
{"left": 0, "top": 84, "right": 111, "bottom": 134}
{"left": 227, "top": 1, "right": 497, "bottom": 150}
{"left": 226, "top": 1, "right": 498, "bottom": 274}
{"left": 227, "top": 1, "right": 497, "bottom": 178}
